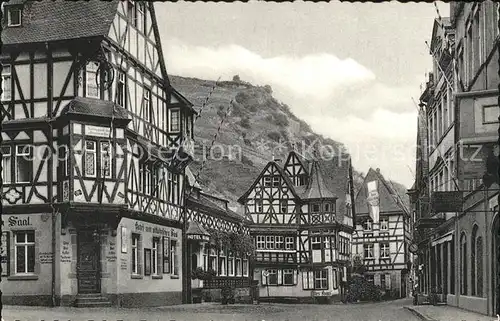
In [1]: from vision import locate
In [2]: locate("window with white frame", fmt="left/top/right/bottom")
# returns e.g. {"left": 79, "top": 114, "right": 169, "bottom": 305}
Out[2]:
{"left": 117, "top": 71, "right": 127, "bottom": 108}
{"left": 311, "top": 236, "right": 322, "bottom": 250}
{"left": 170, "top": 240, "right": 178, "bottom": 276}
{"left": 364, "top": 244, "right": 374, "bottom": 259}
{"left": 100, "top": 141, "right": 111, "bottom": 178}
{"left": 131, "top": 233, "right": 140, "bottom": 274}
{"left": 169, "top": 109, "right": 180, "bottom": 132}
{"left": 14, "top": 231, "right": 35, "bottom": 274}
{"left": 267, "top": 269, "right": 278, "bottom": 285}
{"left": 482, "top": 105, "right": 500, "bottom": 124}
{"left": 283, "top": 269, "right": 294, "bottom": 285}
{"left": 2, "top": 64, "right": 11, "bottom": 101}
{"left": 272, "top": 176, "right": 280, "bottom": 187}
{"left": 380, "top": 243, "right": 390, "bottom": 259}
{"left": 266, "top": 236, "right": 274, "bottom": 250}
{"left": 143, "top": 89, "right": 151, "bottom": 122}
{"left": 263, "top": 176, "right": 271, "bottom": 187}
{"left": 256, "top": 236, "right": 265, "bottom": 250}
{"left": 218, "top": 249, "right": 227, "bottom": 276}
{"left": 243, "top": 257, "right": 249, "bottom": 276}
{"left": 236, "top": 258, "right": 242, "bottom": 276}
{"left": 152, "top": 237, "right": 159, "bottom": 275}
{"left": 7, "top": 7, "right": 21, "bottom": 27}
{"left": 209, "top": 248, "right": 217, "bottom": 273}
{"left": 84, "top": 140, "right": 96, "bottom": 177}
{"left": 15, "top": 145, "right": 32, "bottom": 183}
{"left": 285, "top": 236, "right": 294, "bottom": 250}
{"left": 312, "top": 203, "right": 320, "bottom": 213}
{"left": 380, "top": 218, "right": 389, "bottom": 231}
{"left": 275, "top": 236, "right": 284, "bottom": 250}
{"left": 314, "top": 269, "right": 328, "bottom": 290}
{"left": 2, "top": 146, "right": 11, "bottom": 183}
{"left": 228, "top": 253, "right": 235, "bottom": 276}
{"left": 363, "top": 220, "right": 372, "bottom": 231}
{"left": 86, "top": 61, "right": 99, "bottom": 98}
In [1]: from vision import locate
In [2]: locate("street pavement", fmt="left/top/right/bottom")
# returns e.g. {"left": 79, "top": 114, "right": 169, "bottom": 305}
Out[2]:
{"left": 3, "top": 298, "right": 418, "bottom": 321}
{"left": 404, "top": 304, "right": 496, "bottom": 321}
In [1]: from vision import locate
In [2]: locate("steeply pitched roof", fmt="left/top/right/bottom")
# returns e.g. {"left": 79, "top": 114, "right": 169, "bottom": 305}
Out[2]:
{"left": 60, "top": 96, "right": 129, "bottom": 120}
{"left": 2, "top": 0, "right": 119, "bottom": 45}
{"left": 316, "top": 157, "right": 351, "bottom": 221}
{"left": 237, "top": 161, "right": 300, "bottom": 204}
{"left": 302, "top": 161, "right": 335, "bottom": 200}
{"left": 355, "top": 168, "right": 409, "bottom": 216}
{"left": 185, "top": 166, "right": 202, "bottom": 189}
{"left": 188, "top": 193, "right": 245, "bottom": 222}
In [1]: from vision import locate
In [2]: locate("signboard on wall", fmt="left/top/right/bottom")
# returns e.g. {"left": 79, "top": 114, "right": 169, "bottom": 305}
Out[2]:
{"left": 85, "top": 125, "right": 111, "bottom": 138}
{"left": 430, "top": 191, "right": 463, "bottom": 213}
{"left": 458, "top": 143, "right": 497, "bottom": 179}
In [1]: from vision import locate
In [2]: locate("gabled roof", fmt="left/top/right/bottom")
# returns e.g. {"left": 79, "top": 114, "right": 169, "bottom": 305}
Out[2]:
{"left": 188, "top": 193, "right": 246, "bottom": 223}
{"left": 237, "top": 161, "right": 299, "bottom": 204}
{"left": 2, "top": 0, "right": 119, "bottom": 45}
{"left": 302, "top": 161, "right": 335, "bottom": 200}
{"left": 355, "top": 168, "right": 410, "bottom": 216}
{"left": 285, "top": 150, "right": 310, "bottom": 175}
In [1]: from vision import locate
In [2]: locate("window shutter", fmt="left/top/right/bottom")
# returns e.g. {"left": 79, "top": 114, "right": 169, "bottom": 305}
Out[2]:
{"left": 277, "top": 269, "right": 283, "bottom": 285}
{"left": 386, "top": 274, "right": 391, "bottom": 289}
{"left": 261, "top": 270, "right": 267, "bottom": 285}
{"left": 293, "top": 269, "right": 298, "bottom": 285}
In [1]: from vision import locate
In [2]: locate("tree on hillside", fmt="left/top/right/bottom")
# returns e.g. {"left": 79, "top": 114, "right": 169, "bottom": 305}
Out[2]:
{"left": 264, "top": 84, "right": 273, "bottom": 94}
{"left": 233, "top": 75, "right": 241, "bottom": 82}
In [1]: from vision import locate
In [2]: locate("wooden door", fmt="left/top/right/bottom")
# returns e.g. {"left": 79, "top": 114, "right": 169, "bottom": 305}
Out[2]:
{"left": 77, "top": 229, "right": 101, "bottom": 293}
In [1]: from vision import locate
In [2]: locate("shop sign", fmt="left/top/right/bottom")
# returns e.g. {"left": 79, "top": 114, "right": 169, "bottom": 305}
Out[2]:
{"left": 39, "top": 252, "right": 54, "bottom": 264}
{"left": 61, "top": 241, "right": 72, "bottom": 263}
{"left": 134, "top": 221, "right": 179, "bottom": 238}
{"left": 7, "top": 215, "right": 32, "bottom": 227}
{"left": 85, "top": 125, "right": 111, "bottom": 138}
{"left": 312, "top": 290, "right": 332, "bottom": 297}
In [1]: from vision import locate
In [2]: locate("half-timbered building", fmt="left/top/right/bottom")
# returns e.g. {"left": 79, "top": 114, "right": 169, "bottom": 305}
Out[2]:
{"left": 238, "top": 151, "right": 355, "bottom": 302}
{"left": 1, "top": 0, "right": 195, "bottom": 307}
{"left": 353, "top": 168, "right": 411, "bottom": 298}
{"left": 184, "top": 168, "right": 253, "bottom": 303}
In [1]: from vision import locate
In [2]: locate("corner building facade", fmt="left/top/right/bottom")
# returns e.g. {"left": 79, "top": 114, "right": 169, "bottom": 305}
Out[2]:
{"left": 1, "top": 0, "right": 195, "bottom": 307}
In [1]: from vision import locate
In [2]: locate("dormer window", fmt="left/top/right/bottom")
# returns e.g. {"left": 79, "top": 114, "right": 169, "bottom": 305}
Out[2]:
{"left": 7, "top": 7, "right": 22, "bottom": 27}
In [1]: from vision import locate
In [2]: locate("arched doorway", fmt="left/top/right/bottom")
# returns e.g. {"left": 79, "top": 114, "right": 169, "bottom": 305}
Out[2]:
{"left": 493, "top": 215, "right": 500, "bottom": 315}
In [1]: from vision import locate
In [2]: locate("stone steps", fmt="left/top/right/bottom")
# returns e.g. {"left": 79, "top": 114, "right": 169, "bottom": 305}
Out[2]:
{"left": 74, "top": 294, "right": 112, "bottom": 308}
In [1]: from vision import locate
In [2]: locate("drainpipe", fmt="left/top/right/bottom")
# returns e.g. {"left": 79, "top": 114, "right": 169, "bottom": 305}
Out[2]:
{"left": 46, "top": 40, "right": 57, "bottom": 307}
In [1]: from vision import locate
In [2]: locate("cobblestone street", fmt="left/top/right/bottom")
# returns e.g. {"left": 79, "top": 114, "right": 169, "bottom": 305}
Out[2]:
{"left": 3, "top": 299, "right": 418, "bottom": 321}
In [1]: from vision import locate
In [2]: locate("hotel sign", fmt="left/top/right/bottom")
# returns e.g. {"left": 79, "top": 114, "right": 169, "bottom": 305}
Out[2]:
{"left": 430, "top": 191, "right": 463, "bottom": 213}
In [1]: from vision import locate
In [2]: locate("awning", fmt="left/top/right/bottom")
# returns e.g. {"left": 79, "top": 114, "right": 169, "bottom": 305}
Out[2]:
{"left": 186, "top": 220, "right": 210, "bottom": 242}
{"left": 431, "top": 231, "right": 454, "bottom": 246}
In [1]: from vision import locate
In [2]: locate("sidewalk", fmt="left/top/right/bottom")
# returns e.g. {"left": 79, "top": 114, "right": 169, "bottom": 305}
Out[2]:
{"left": 404, "top": 304, "right": 496, "bottom": 321}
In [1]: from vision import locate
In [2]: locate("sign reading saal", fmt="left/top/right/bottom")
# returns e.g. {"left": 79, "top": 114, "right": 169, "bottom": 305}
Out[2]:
{"left": 85, "top": 125, "right": 111, "bottom": 138}
{"left": 431, "top": 191, "right": 463, "bottom": 213}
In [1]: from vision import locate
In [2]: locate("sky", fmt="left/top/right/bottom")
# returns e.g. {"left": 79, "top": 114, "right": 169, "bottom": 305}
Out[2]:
{"left": 155, "top": 1, "right": 450, "bottom": 188}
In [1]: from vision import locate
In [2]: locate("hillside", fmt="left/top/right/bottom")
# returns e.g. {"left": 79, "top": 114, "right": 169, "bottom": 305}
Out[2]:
{"left": 170, "top": 75, "right": 409, "bottom": 213}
